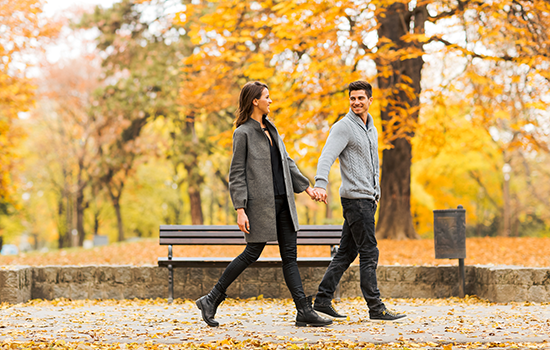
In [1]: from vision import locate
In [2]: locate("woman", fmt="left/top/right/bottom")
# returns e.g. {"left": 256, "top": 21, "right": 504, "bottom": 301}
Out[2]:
{"left": 196, "top": 81, "right": 332, "bottom": 328}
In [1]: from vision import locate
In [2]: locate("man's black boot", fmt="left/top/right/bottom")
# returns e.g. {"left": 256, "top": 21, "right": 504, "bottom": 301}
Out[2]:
{"left": 195, "top": 286, "right": 227, "bottom": 327}
{"left": 313, "top": 300, "right": 347, "bottom": 319}
{"left": 295, "top": 296, "right": 333, "bottom": 327}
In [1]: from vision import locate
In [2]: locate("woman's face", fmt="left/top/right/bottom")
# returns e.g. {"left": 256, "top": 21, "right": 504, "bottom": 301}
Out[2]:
{"left": 254, "top": 88, "right": 272, "bottom": 115}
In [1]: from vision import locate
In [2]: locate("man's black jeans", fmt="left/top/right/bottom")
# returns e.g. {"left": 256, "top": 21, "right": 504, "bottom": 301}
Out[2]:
{"left": 214, "top": 196, "right": 307, "bottom": 302}
{"left": 315, "top": 198, "right": 385, "bottom": 313}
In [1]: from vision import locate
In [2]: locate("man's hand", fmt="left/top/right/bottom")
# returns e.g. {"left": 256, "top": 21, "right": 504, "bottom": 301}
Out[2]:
{"left": 313, "top": 187, "right": 328, "bottom": 204}
{"left": 306, "top": 186, "right": 326, "bottom": 203}
{"left": 236, "top": 208, "right": 250, "bottom": 234}
{"left": 305, "top": 187, "right": 318, "bottom": 201}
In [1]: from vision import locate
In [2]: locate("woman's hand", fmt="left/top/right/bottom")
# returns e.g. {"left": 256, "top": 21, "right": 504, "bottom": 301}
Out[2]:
{"left": 305, "top": 186, "right": 317, "bottom": 201}
{"left": 305, "top": 186, "right": 327, "bottom": 204}
{"left": 236, "top": 208, "right": 250, "bottom": 234}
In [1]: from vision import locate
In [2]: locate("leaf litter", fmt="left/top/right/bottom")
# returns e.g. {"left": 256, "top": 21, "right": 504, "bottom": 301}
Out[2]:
{"left": 1, "top": 297, "right": 549, "bottom": 349}
{"left": 1, "top": 237, "right": 550, "bottom": 267}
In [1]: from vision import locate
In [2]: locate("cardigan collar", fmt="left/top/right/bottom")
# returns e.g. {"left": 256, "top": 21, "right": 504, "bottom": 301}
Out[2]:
{"left": 346, "top": 109, "right": 374, "bottom": 132}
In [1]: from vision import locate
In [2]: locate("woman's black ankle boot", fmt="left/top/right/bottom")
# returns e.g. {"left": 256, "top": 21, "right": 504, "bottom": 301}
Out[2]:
{"left": 195, "top": 286, "right": 227, "bottom": 327}
{"left": 295, "top": 296, "right": 332, "bottom": 327}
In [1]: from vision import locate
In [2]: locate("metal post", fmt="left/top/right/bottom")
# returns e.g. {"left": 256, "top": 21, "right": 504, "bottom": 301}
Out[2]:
{"left": 458, "top": 258, "right": 465, "bottom": 298}
{"left": 331, "top": 245, "right": 341, "bottom": 302}
{"left": 434, "top": 205, "right": 467, "bottom": 298}
{"left": 168, "top": 245, "right": 174, "bottom": 303}
{"left": 168, "top": 264, "right": 174, "bottom": 304}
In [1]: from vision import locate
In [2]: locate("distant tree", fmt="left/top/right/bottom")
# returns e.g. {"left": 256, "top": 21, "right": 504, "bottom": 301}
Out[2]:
{"left": 0, "top": 0, "right": 59, "bottom": 241}
{"left": 78, "top": 0, "right": 217, "bottom": 233}
{"left": 34, "top": 56, "right": 103, "bottom": 247}
{"left": 78, "top": 0, "right": 183, "bottom": 239}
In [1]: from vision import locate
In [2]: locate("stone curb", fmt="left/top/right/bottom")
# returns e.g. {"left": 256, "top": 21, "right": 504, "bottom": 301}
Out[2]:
{"left": 1, "top": 265, "right": 548, "bottom": 304}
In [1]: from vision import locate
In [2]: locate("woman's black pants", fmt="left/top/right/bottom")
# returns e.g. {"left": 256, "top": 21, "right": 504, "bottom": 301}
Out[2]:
{"left": 214, "top": 196, "right": 306, "bottom": 302}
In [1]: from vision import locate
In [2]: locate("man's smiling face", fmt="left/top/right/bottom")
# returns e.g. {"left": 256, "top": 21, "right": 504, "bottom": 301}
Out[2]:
{"left": 349, "top": 90, "right": 373, "bottom": 118}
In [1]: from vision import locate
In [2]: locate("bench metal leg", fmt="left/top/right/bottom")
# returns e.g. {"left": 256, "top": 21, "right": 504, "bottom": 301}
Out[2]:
{"left": 168, "top": 264, "right": 174, "bottom": 304}
{"left": 167, "top": 245, "right": 174, "bottom": 304}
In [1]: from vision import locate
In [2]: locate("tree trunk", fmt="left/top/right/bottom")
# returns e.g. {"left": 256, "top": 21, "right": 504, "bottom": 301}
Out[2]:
{"left": 375, "top": 3, "right": 426, "bottom": 239}
{"left": 113, "top": 197, "right": 124, "bottom": 242}
{"left": 377, "top": 138, "right": 417, "bottom": 239}
{"left": 184, "top": 113, "right": 204, "bottom": 225}
{"left": 502, "top": 174, "right": 510, "bottom": 237}
{"left": 57, "top": 194, "right": 68, "bottom": 248}
{"left": 67, "top": 190, "right": 76, "bottom": 246}
{"left": 186, "top": 166, "right": 204, "bottom": 225}
{"left": 76, "top": 189, "right": 87, "bottom": 246}
{"left": 108, "top": 184, "right": 125, "bottom": 242}
{"left": 215, "top": 169, "right": 230, "bottom": 225}
{"left": 501, "top": 152, "right": 511, "bottom": 236}
{"left": 93, "top": 208, "right": 100, "bottom": 236}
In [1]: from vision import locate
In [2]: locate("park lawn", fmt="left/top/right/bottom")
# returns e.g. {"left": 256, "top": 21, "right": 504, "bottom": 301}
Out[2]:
{"left": 0, "top": 236, "right": 549, "bottom": 267}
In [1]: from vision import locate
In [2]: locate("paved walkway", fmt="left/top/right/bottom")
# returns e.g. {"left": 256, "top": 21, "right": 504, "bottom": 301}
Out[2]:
{"left": 1, "top": 297, "right": 549, "bottom": 348}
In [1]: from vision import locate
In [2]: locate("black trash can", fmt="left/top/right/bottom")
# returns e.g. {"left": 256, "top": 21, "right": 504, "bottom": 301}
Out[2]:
{"left": 433, "top": 205, "right": 466, "bottom": 297}
{"left": 434, "top": 205, "right": 466, "bottom": 259}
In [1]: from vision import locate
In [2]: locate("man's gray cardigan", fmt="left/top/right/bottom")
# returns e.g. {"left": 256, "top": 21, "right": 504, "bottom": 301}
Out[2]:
{"left": 229, "top": 117, "right": 310, "bottom": 242}
{"left": 314, "top": 109, "right": 380, "bottom": 201}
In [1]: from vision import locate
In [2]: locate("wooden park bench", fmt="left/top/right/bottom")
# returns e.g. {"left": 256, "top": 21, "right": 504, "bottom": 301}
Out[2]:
{"left": 158, "top": 225, "right": 342, "bottom": 303}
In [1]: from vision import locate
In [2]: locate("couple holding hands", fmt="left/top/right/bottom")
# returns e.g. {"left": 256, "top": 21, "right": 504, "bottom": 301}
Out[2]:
{"left": 196, "top": 80, "right": 406, "bottom": 327}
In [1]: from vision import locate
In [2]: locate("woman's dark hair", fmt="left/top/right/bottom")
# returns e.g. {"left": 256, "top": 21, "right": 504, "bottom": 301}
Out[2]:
{"left": 349, "top": 80, "right": 372, "bottom": 98}
{"left": 234, "top": 81, "right": 269, "bottom": 127}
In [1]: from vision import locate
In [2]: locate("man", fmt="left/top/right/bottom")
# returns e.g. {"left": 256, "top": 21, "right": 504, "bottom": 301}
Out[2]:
{"left": 311, "top": 81, "right": 406, "bottom": 322}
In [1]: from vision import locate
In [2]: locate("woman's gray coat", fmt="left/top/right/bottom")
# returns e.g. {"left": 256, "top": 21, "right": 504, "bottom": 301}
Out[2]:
{"left": 229, "top": 117, "right": 310, "bottom": 243}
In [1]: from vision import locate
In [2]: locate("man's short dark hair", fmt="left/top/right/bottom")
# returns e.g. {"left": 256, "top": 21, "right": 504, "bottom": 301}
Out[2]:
{"left": 349, "top": 81, "right": 372, "bottom": 98}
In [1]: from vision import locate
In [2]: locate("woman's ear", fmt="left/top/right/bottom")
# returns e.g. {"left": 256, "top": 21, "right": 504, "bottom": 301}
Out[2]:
{"left": 253, "top": 99, "right": 258, "bottom": 106}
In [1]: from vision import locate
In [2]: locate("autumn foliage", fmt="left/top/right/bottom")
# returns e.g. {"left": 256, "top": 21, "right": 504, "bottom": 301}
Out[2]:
{"left": 1, "top": 0, "right": 550, "bottom": 251}
{"left": 177, "top": 0, "right": 550, "bottom": 240}
{"left": 0, "top": 0, "right": 60, "bottom": 209}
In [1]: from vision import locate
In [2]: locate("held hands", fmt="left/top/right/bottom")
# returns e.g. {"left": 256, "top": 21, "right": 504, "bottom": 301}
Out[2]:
{"left": 236, "top": 208, "right": 250, "bottom": 234}
{"left": 305, "top": 186, "right": 328, "bottom": 204}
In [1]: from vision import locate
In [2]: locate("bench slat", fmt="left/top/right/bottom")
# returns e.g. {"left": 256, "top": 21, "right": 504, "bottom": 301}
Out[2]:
{"left": 158, "top": 257, "right": 333, "bottom": 268}
{"left": 159, "top": 225, "right": 342, "bottom": 245}
{"left": 160, "top": 231, "right": 341, "bottom": 237}
{"left": 159, "top": 225, "right": 341, "bottom": 232}
{"left": 160, "top": 232, "right": 246, "bottom": 238}
{"left": 160, "top": 238, "right": 248, "bottom": 245}
{"left": 159, "top": 238, "right": 341, "bottom": 245}
{"left": 160, "top": 225, "right": 242, "bottom": 231}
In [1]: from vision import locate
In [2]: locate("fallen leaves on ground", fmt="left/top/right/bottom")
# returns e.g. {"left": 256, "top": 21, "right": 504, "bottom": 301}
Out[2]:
{"left": 0, "top": 340, "right": 549, "bottom": 349}
{"left": 1, "top": 297, "right": 549, "bottom": 349}
{"left": 1, "top": 237, "right": 549, "bottom": 267}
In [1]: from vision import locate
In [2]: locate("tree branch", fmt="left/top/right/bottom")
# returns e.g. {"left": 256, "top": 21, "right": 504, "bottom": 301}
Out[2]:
{"left": 468, "top": 170, "right": 501, "bottom": 211}
{"left": 427, "top": 0, "right": 485, "bottom": 22}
